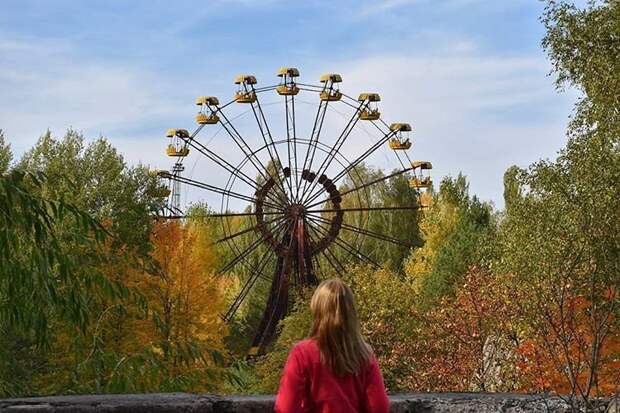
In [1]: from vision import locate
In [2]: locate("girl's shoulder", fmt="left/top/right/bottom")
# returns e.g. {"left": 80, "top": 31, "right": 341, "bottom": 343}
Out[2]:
{"left": 293, "top": 338, "right": 317, "bottom": 351}
{"left": 291, "top": 338, "right": 319, "bottom": 359}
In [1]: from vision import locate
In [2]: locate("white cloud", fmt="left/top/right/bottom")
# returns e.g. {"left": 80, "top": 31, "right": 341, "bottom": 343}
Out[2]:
{"left": 0, "top": 34, "right": 187, "bottom": 161}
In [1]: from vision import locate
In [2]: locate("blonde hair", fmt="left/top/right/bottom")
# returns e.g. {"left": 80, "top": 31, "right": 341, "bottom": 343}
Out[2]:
{"left": 309, "top": 279, "right": 371, "bottom": 376}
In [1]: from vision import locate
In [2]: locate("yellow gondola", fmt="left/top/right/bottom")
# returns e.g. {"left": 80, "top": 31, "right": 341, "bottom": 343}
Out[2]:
{"left": 196, "top": 96, "right": 220, "bottom": 124}
{"left": 156, "top": 170, "right": 171, "bottom": 178}
{"left": 358, "top": 93, "right": 380, "bottom": 102}
{"left": 234, "top": 74, "right": 257, "bottom": 85}
{"left": 319, "top": 73, "right": 342, "bottom": 101}
{"left": 320, "top": 90, "right": 342, "bottom": 101}
{"left": 166, "top": 145, "right": 189, "bottom": 157}
{"left": 235, "top": 91, "right": 257, "bottom": 103}
{"left": 388, "top": 122, "right": 412, "bottom": 150}
{"left": 360, "top": 109, "right": 380, "bottom": 120}
{"left": 234, "top": 74, "right": 258, "bottom": 103}
{"left": 277, "top": 67, "right": 300, "bottom": 96}
{"left": 277, "top": 67, "right": 300, "bottom": 78}
{"left": 358, "top": 93, "right": 381, "bottom": 120}
{"left": 195, "top": 113, "right": 220, "bottom": 124}
{"left": 388, "top": 138, "right": 412, "bottom": 150}
{"left": 277, "top": 85, "right": 299, "bottom": 96}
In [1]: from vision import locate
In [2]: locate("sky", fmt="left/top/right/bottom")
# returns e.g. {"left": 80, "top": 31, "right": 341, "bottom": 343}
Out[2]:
{"left": 0, "top": 0, "right": 582, "bottom": 209}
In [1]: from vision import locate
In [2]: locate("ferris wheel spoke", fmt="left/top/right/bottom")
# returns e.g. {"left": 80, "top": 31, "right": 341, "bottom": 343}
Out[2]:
{"left": 306, "top": 216, "right": 380, "bottom": 268}
{"left": 216, "top": 106, "right": 289, "bottom": 202}
{"left": 284, "top": 95, "right": 299, "bottom": 203}
{"left": 250, "top": 89, "right": 293, "bottom": 198}
{"left": 305, "top": 130, "right": 397, "bottom": 205}
{"left": 304, "top": 129, "right": 398, "bottom": 206}
{"left": 165, "top": 211, "right": 284, "bottom": 219}
{"left": 300, "top": 101, "right": 365, "bottom": 204}
{"left": 305, "top": 166, "right": 414, "bottom": 210}
{"left": 157, "top": 204, "right": 182, "bottom": 218}
{"left": 311, "top": 252, "right": 324, "bottom": 280}
{"left": 308, "top": 205, "right": 423, "bottom": 214}
{"left": 210, "top": 215, "right": 287, "bottom": 246}
{"left": 297, "top": 99, "right": 329, "bottom": 201}
{"left": 308, "top": 213, "right": 419, "bottom": 248}
{"left": 332, "top": 130, "right": 396, "bottom": 185}
{"left": 332, "top": 236, "right": 380, "bottom": 268}
{"left": 254, "top": 85, "right": 278, "bottom": 93}
{"left": 393, "top": 150, "right": 408, "bottom": 171}
{"left": 166, "top": 174, "right": 283, "bottom": 210}
{"left": 324, "top": 244, "right": 346, "bottom": 273}
{"left": 222, "top": 248, "right": 275, "bottom": 322}
{"left": 300, "top": 104, "right": 329, "bottom": 200}
{"left": 216, "top": 219, "right": 288, "bottom": 275}
{"left": 306, "top": 223, "right": 344, "bottom": 274}
{"left": 291, "top": 98, "right": 300, "bottom": 201}
{"left": 181, "top": 137, "right": 286, "bottom": 208}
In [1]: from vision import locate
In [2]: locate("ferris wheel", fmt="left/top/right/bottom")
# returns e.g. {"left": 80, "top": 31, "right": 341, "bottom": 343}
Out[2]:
{"left": 156, "top": 67, "right": 433, "bottom": 353}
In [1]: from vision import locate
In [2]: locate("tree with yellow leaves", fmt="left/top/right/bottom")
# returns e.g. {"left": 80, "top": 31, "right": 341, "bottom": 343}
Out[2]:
{"left": 135, "top": 219, "right": 230, "bottom": 391}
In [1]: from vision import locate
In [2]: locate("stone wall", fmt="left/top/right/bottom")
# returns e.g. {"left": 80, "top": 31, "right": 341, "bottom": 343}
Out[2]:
{"left": 0, "top": 392, "right": 614, "bottom": 412}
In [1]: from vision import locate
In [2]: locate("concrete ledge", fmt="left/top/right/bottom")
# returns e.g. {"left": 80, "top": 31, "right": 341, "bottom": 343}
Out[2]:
{"left": 0, "top": 392, "right": 612, "bottom": 412}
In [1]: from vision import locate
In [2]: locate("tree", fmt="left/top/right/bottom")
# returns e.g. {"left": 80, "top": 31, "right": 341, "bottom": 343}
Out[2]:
{"left": 18, "top": 130, "right": 163, "bottom": 254}
{"left": 1, "top": 130, "right": 180, "bottom": 395}
{"left": 0, "top": 170, "right": 124, "bottom": 395}
{"left": 542, "top": 0, "right": 620, "bottom": 137}
{"left": 492, "top": 0, "right": 620, "bottom": 403}
{"left": 498, "top": 141, "right": 620, "bottom": 401}
{"left": 394, "top": 266, "right": 520, "bottom": 392}
{"left": 142, "top": 219, "right": 229, "bottom": 391}
{"left": 0, "top": 130, "right": 11, "bottom": 174}
{"left": 405, "top": 174, "right": 495, "bottom": 305}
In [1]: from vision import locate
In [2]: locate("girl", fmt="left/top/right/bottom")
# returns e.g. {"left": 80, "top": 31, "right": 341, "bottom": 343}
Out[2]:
{"left": 275, "top": 279, "right": 390, "bottom": 413}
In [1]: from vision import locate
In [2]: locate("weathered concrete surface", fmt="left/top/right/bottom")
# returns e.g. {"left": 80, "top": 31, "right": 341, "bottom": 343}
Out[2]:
{"left": 0, "top": 392, "right": 613, "bottom": 412}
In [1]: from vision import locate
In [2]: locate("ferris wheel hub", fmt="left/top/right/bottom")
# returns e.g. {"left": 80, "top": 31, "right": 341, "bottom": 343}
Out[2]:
{"left": 286, "top": 204, "right": 306, "bottom": 219}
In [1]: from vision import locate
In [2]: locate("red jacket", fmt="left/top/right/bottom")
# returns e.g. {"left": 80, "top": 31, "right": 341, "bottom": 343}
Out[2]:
{"left": 274, "top": 339, "right": 390, "bottom": 413}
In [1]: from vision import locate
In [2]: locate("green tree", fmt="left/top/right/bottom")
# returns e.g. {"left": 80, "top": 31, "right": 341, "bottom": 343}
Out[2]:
{"left": 0, "top": 170, "right": 124, "bottom": 395}
{"left": 1, "top": 130, "right": 167, "bottom": 396}
{"left": 0, "top": 130, "right": 11, "bottom": 174}
{"left": 542, "top": 0, "right": 620, "bottom": 136}
{"left": 405, "top": 174, "right": 495, "bottom": 305}
{"left": 18, "top": 130, "right": 162, "bottom": 254}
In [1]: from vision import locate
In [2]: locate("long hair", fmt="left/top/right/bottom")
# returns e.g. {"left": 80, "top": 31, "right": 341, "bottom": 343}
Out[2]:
{"left": 309, "top": 279, "right": 371, "bottom": 376}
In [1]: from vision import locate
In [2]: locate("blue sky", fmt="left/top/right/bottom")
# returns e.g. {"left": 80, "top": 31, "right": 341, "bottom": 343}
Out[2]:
{"left": 0, "top": 0, "right": 581, "bottom": 208}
